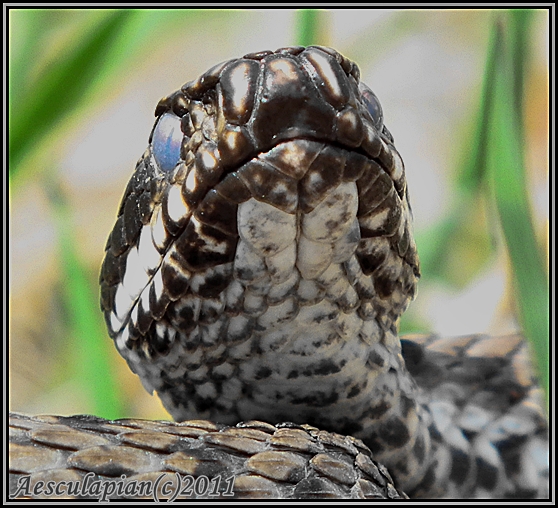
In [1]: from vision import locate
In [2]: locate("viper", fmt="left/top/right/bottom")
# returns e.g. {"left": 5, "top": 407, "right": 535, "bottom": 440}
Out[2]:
{"left": 9, "top": 46, "right": 548, "bottom": 500}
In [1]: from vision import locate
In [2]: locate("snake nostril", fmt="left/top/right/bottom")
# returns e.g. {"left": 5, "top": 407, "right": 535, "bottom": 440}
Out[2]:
{"left": 151, "top": 112, "right": 183, "bottom": 173}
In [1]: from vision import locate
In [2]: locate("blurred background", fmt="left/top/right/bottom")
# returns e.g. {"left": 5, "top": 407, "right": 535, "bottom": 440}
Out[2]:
{"left": 9, "top": 9, "right": 549, "bottom": 420}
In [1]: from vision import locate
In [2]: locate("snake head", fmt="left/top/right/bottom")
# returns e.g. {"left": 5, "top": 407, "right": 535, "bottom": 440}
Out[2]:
{"left": 99, "top": 46, "right": 420, "bottom": 428}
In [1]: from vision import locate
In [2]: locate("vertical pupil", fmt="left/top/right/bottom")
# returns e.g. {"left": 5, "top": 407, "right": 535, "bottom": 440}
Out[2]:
{"left": 152, "top": 113, "right": 183, "bottom": 172}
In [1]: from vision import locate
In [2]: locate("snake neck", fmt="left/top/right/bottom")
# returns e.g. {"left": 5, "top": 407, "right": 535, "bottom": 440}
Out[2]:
{"left": 147, "top": 213, "right": 433, "bottom": 496}
{"left": 148, "top": 231, "right": 433, "bottom": 496}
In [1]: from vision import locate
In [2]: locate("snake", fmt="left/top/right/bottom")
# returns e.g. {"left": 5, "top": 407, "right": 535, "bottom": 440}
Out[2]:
{"left": 9, "top": 46, "right": 548, "bottom": 500}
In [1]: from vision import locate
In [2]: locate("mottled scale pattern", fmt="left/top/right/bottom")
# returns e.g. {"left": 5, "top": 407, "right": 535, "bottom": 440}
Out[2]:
{"left": 400, "top": 333, "right": 549, "bottom": 498}
{"left": 95, "top": 46, "right": 548, "bottom": 499}
{"left": 9, "top": 413, "right": 406, "bottom": 500}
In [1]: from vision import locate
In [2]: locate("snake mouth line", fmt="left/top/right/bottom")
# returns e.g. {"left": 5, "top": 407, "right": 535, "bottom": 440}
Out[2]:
{"left": 108, "top": 112, "right": 404, "bottom": 338}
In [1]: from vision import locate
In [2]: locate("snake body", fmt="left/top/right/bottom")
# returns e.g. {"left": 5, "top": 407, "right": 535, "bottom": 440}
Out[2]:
{"left": 9, "top": 412, "right": 407, "bottom": 500}
{"left": 9, "top": 46, "right": 548, "bottom": 499}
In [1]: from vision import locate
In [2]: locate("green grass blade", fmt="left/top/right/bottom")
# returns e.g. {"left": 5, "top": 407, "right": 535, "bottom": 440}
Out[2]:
{"left": 8, "top": 10, "right": 50, "bottom": 103}
{"left": 508, "top": 9, "right": 536, "bottom": 125}
{"left": 295, "top": 9, "right": 322, "bottom": 46}
{"left": 484, "top": 14, "right": 549, "bottom": 406}
{"left": 408, "top": 10, "right": 549, "bottom": 387}
{"left": 415, "top": 20, "right": 498, "bottom": 286}
{"left": 9, "top": 10, "right": 136, "bottom": 176}
{"left": 46, "top": 173, "right": 122, "bottom": 418}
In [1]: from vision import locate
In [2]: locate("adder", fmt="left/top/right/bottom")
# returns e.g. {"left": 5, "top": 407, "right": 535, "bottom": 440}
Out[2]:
{"left": 9, "top": 46, "right": 549, "bottom": 500}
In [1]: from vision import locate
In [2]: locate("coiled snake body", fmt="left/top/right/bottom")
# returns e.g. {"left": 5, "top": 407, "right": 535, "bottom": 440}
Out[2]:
{"left": 9, "top": 46, "right": 548, "bottom": 500}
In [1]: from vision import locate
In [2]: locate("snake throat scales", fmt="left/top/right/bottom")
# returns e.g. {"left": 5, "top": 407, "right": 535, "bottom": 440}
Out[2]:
{"left": 15, "top": 46, "right": 548, "bottom": 500}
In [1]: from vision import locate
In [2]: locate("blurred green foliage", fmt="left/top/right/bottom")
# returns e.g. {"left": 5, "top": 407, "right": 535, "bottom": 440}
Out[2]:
{"left": 484, "top": 12, "right": 549, "bottom": 403}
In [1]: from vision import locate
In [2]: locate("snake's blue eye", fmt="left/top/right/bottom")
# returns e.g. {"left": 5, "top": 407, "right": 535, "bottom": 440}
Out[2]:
{"left": 359, "top": 83, "right": 383, "bottom": 129}
{"left": 152, "top": 112, "right": 183, "bottom": 172}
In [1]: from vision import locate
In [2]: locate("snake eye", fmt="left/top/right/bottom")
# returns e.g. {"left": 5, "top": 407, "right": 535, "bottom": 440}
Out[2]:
{"left": 359, "top": 83, "right": 383, "bottom": 129}
{"left": 151, "top": 112, "right": 183, "bottom": 172}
